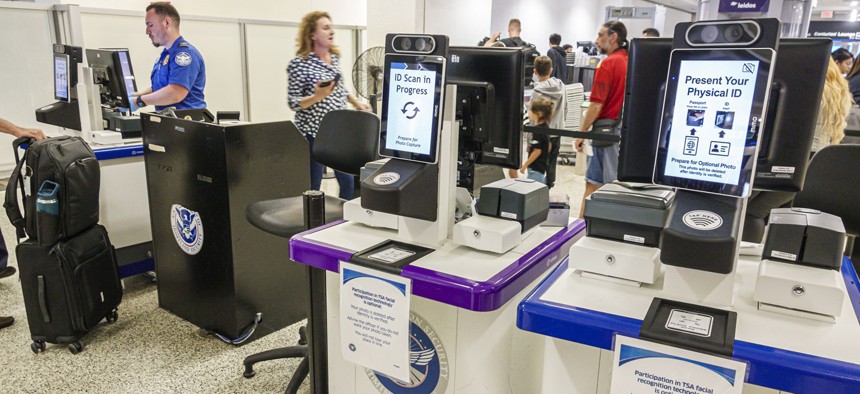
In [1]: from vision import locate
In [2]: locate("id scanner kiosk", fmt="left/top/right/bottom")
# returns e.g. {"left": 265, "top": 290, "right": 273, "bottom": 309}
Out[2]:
{"left": 35, "top": 44, "right": 143, "bottom": 145}
{"left": 570, "top": 19, "right": 836, "bottom": 309}
{"left": 345, "top": 34, "right": 550, "bottom": 253}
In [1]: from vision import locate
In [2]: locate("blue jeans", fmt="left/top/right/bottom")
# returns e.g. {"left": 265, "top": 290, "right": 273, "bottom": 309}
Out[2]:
{"left": 527, "top": 168, "right": 547, "bottom": 184}
{"left": 307, "top": 135, "right": 354, "bottom": 200}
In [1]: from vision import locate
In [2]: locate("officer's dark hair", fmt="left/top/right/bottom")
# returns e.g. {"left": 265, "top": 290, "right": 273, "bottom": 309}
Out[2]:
{"left": 549, "top": 33, "right": 562, "bottom": 46}
{"left": 642, "top": 28, "right": 660, "bottom": 37}
{"left": 146, "top": 2, "right": 181, "bottom": 27}
{"left": 603, "top": 20, "right": 628, "bottom": 49}
{"left": 534, "top": 55, "right": 552, "bottom": 77}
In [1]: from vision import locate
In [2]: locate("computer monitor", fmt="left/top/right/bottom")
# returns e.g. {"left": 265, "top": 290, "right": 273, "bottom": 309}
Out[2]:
{"left": 447, "top": 46, "right": 524, "bottom": 174}
{"left": 577, "top": 41, "right": 597, "bottom": 56}
{"left": 86, "top": 49, "right": 138, "bottom": 109}
{"left": 618, "top": 38, "right": 830, "bottom": 193}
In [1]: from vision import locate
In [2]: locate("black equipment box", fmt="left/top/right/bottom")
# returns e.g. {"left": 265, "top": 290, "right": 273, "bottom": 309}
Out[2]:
{"left": 763, "top": 208, "right": 846, "bottom": 269}
{"left": 476, "top": 178, "right": 549, "bottom": 232}
{"left": 584, "top": 183, "right": 674, "bottom": 247}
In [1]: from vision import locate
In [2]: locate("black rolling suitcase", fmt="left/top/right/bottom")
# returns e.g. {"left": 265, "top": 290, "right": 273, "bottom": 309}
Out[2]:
{"left": 16, "top": 225, "right": 121, "bottom": 354}
{"left": 5, "top": 137, "right": 122, "bottom": 354}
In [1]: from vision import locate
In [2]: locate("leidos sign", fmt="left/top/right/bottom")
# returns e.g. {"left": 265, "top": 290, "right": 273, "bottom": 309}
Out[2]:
{"left": 718, "top": 0, "right": 770, "bottom": 13}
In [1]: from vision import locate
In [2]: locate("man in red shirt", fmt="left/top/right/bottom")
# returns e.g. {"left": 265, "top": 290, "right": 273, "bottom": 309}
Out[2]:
{"left": 575, "top": 21, "right": 629, "bottom": 218}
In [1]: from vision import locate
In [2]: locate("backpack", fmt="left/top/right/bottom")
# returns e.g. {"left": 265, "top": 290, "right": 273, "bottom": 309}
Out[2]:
{"left": 5, "top": 136, "right": 100, "bottom": 246}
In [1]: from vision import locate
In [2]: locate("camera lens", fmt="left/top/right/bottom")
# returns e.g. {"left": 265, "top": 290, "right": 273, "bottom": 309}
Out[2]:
{"left": 723, "top": 24, "right": 743, "bottom": 43}
{"left": 700, "top": 25, "right": 719, "bottom": 43}
{"left": 399, "top": 37, "right": 412, "bottom": 51}
{"left": 415, "top": 38, "right": 427, "bottom": 52}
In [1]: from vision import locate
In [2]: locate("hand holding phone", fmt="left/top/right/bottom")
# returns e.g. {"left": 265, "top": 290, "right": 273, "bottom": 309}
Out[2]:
{"left": 319, "top": 74, "right": 341, "bottom": 87}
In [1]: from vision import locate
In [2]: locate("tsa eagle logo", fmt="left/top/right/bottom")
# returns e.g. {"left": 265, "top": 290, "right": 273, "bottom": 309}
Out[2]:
{"left": 171, "top": 204, "right": 204, "bottom": 255}
{"left": 367, "top": 314, "right": 449, "bottom": 394}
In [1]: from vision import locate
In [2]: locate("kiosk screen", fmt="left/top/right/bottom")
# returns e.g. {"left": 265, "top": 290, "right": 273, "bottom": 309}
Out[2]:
{"left": 54, "top": 53, "right": 70, "bottom": 102}
{"left": 654, "top": 49, "right": 774, "bottom": 197}
{"left": 379, "top": 55, "right": 446, "bottom": 164}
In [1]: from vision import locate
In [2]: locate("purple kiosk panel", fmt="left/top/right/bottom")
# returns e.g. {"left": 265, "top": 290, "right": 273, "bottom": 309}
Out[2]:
{"left": 289, "top": 219, "right": 586, "bottom": 312}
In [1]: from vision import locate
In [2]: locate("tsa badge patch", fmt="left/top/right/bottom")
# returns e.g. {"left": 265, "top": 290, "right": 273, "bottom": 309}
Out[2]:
{"left": 175, "top": 52, "right": 192, "bottom": 67}
{"left": 171, "top": 204, "right": 204, "bottom": 255}
{"left": 366, "top": 313, "right": 449, "bottom": 394}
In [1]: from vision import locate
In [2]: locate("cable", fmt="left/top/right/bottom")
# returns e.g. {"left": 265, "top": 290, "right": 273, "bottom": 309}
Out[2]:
{"left": 206, "top": 312, "right": 263, "bottom": 345}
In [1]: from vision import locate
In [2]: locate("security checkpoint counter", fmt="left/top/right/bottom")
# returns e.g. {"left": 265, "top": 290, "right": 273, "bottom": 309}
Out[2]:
{"left": 516, "top": 256, "right": 860, "bottom": 393}
{"left": 289, "top": 218, "right": 585, "bottom": 393}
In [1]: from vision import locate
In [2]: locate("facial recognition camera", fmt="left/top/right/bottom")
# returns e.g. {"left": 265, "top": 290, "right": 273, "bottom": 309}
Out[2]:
{"left": 385, "top": 34, "right": 449, "bottom": 57}
{"left": 686, "top": 21, "right": 759, "bottom": 46}
{"left": 676, "top": 19, "right": 780, "bottom": 49}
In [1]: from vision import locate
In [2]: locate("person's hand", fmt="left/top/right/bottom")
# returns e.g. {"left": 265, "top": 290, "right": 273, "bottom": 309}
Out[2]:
{"left": 575, "top": 138, "right": 585, "bottom": 153}
{"left": 128, "top": 95, "right": 141, "bottom": 112}
{"left": 519, "top": 165, "right": 527, "bottom": 175}
{"left": 313, "top": 79, "right": 336, "bottom": 99}
{"left": 508, "top": 168, "right": 518, "bottom": 179}
{"left": 483, "top": 32, "right": 501, "bottom": 47}
{"left": 355, "top": 102, "right": 372, "bottom": 111}
{"left": 15, "top": 127, "right": 46, "bottom": 140}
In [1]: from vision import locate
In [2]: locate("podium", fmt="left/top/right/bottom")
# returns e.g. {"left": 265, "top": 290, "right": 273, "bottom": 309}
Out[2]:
{"left": 141, "top": 114, "right": 310, "bottom": 341}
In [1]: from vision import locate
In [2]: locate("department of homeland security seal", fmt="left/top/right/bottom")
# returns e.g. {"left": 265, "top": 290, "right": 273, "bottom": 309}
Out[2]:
{"left": 175, "top": 52, "right": 192, "bottom": 67}
{"left": 366, "top": 312, "right": 449, "bottom": 394}
{"left": 171, "top": 204, "right": 204, "bottom": 255}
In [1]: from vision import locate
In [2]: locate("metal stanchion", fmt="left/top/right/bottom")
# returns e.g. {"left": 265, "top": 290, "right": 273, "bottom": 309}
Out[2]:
{"left": 302, "top": 190, "right": 329, "bottom": 393}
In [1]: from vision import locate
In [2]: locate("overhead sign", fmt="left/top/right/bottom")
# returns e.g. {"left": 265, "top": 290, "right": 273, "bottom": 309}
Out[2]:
{"left": 808, "top": 21, "right": 860, "bottom": 40}
{"left": 718, "top": 0, "right": 769, "bottom": 13}
{"left": 820, "top": 10, "right": 834, "bottom": 19}
{"left": 610, "top": 335, "right": 747, "bottom": 394}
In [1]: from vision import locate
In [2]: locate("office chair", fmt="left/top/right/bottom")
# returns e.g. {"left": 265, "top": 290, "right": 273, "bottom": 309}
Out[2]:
{"left": 242, "top": 109, "right": 380, "bottom": 394}
{"left": 792, "top": 144, "right": 860, "bottom": 263}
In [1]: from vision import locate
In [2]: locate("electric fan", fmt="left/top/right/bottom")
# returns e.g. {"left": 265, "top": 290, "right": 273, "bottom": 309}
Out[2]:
{"left": 351, "top": 46, "right": 384, "bottom": 112}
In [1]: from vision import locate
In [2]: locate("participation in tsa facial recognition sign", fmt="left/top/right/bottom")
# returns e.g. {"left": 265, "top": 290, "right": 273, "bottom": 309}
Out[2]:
{"left": 384, "top": 62, "right": 439, "bottom": 157}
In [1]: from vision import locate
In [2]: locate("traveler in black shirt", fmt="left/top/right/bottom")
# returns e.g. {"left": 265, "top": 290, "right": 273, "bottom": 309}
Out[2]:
{"left": 519, "top": 97, "right": 554, "bottom": 184}
{"left": 547, "top": 33, "right": 567, "bottom": 81}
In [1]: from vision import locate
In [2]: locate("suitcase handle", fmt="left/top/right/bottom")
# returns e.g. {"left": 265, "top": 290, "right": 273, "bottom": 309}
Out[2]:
{"left": 37, "top": 275, "right": 51, "bottom": 323}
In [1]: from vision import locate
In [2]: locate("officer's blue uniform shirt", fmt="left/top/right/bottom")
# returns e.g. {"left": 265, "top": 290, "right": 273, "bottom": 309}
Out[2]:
{"left": 151, "top": 36, "right": 206, "bottom": 110}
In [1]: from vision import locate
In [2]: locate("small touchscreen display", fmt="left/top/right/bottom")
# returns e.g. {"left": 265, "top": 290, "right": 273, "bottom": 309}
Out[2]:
{"left": 54, "top": 53, "right": 70, "bottom": 102}
{"left": 379, "top": 54, "right": 446, "bottom": 164}
{"left": 653, "top": 49, "right": 774, "bottom": 198}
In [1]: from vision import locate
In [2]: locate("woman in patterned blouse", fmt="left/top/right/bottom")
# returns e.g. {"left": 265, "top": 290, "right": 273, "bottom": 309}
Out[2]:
{"left": 288, "top": 11, "right": 372, "bottom": 199}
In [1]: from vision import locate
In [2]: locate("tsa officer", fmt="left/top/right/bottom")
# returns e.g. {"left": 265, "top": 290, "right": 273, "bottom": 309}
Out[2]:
{"left": 131, "top": 2, "right": 206, "bottom": 111}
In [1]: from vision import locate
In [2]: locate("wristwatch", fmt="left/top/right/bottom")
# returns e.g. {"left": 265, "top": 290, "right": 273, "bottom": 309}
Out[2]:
{"left": 136, "top": 96, "right": 146, "bottom": 108}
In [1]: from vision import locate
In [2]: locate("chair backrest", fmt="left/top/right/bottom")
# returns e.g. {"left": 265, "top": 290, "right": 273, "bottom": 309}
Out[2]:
{"left": 313, "top": 109, "right": 380, "bottom": 175}
{"left": 792, "top": 144, "right": 860, "bottom": 236}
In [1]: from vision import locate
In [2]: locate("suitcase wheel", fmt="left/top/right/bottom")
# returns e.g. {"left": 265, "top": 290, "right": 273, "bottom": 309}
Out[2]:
{"left": 106, "top": 309, "right": 119, "bottom": 324}
{"left": 67, "top": 341, "right": 83, "bottom": 355}
{"left": 31, "top": 340, "right": 46, "bottom": 354}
